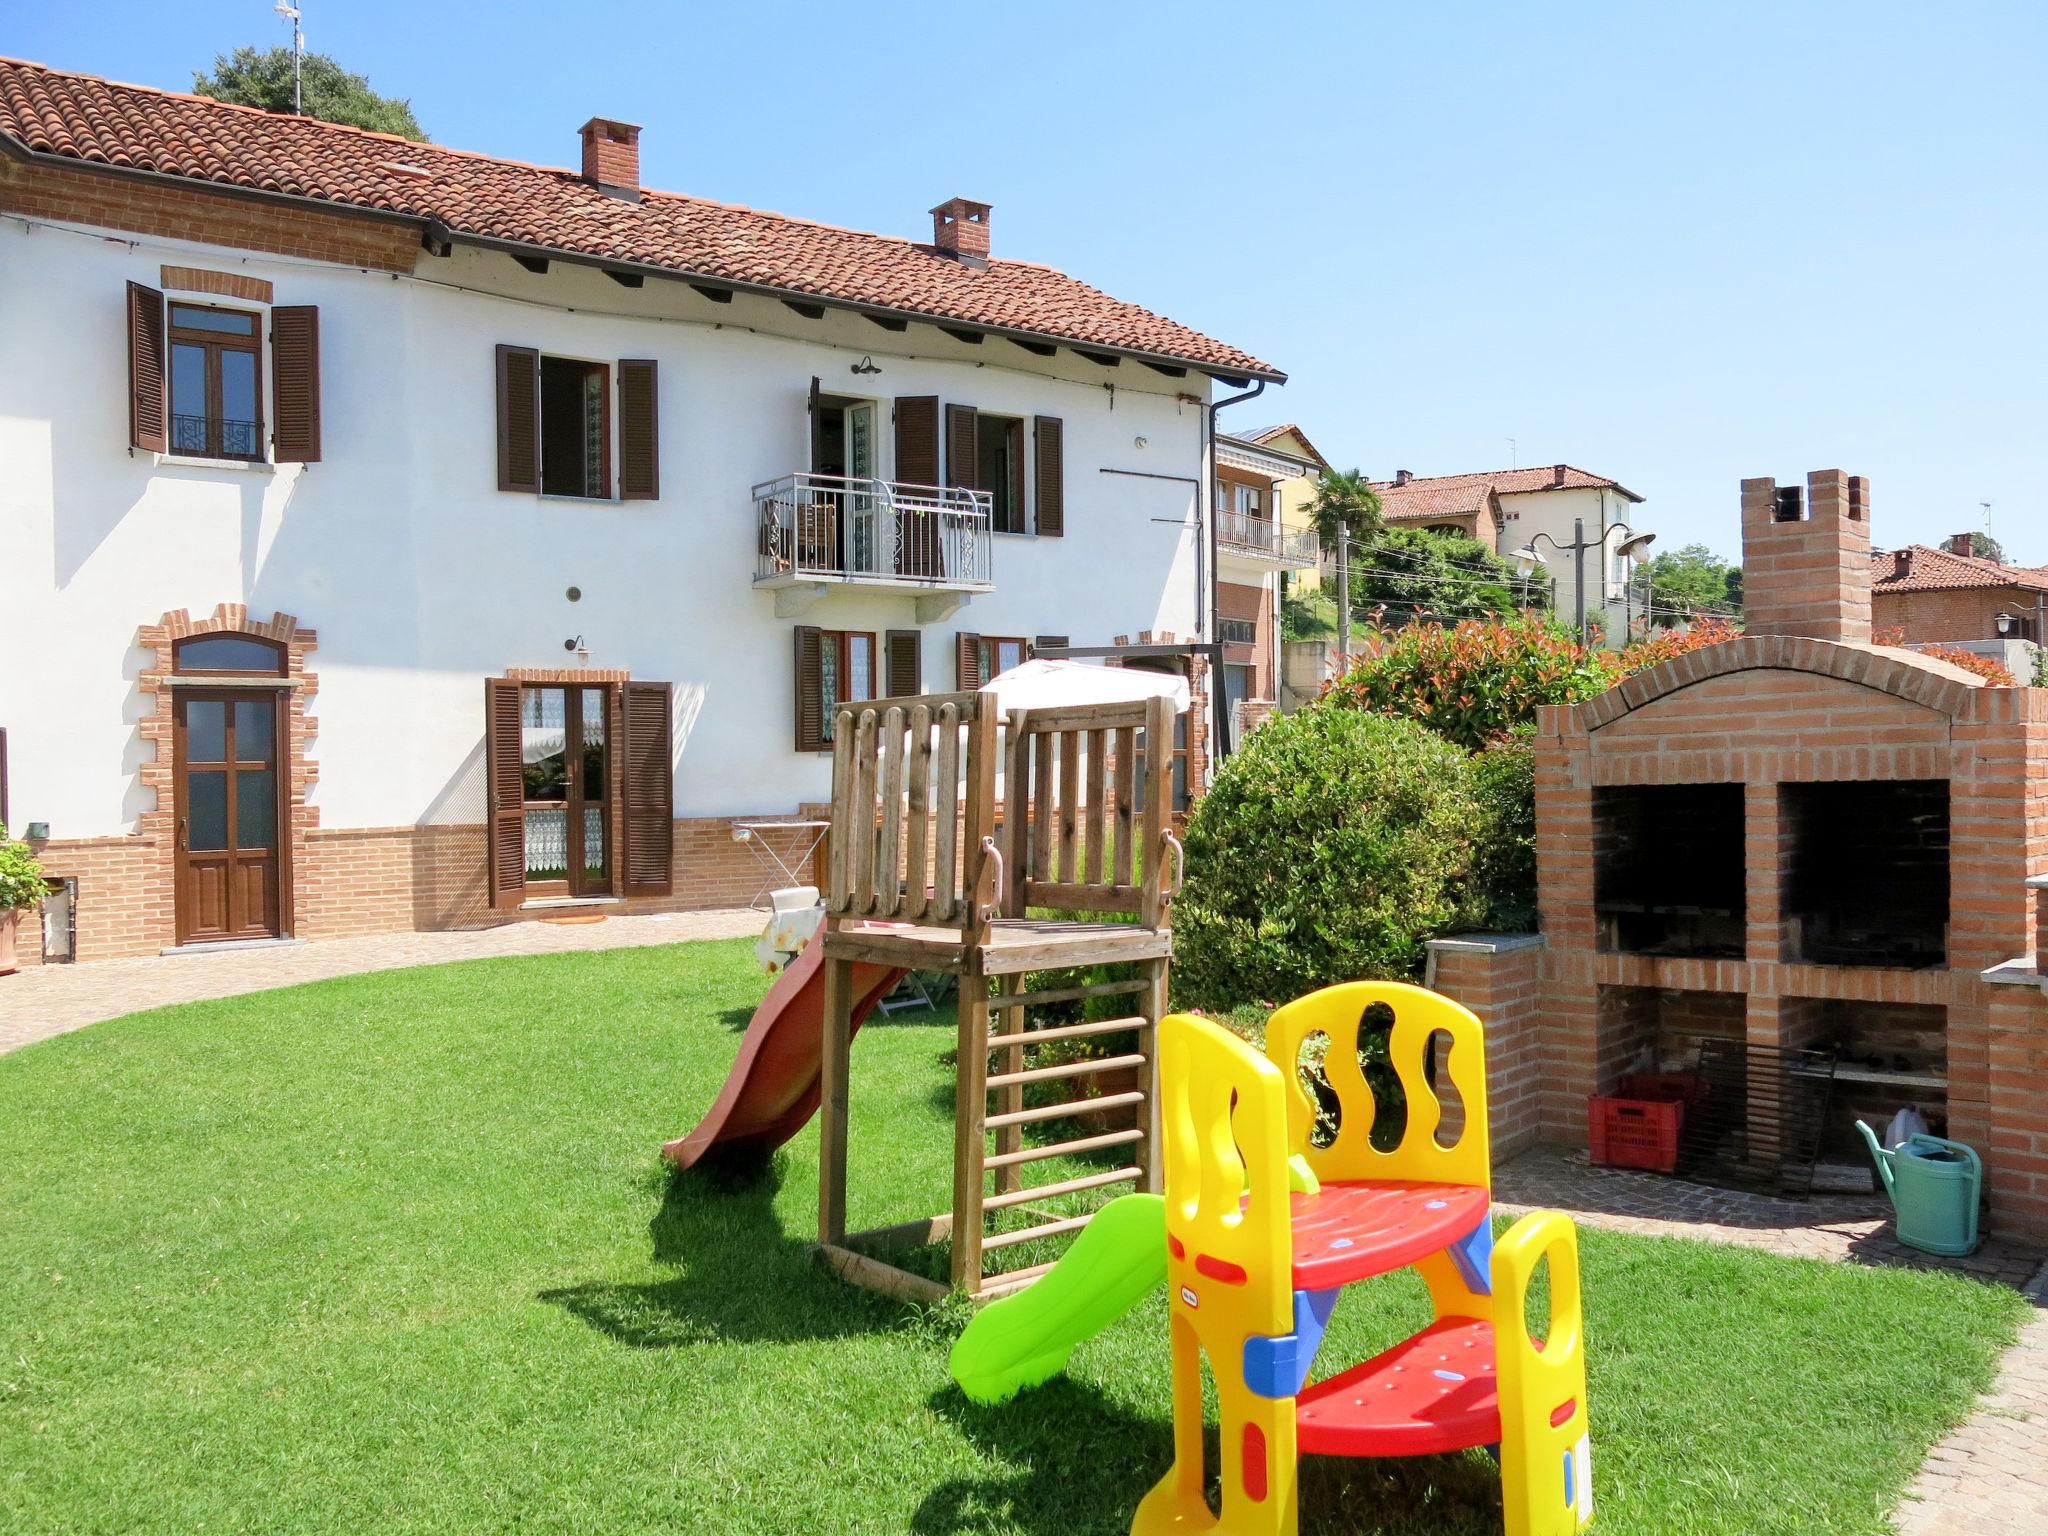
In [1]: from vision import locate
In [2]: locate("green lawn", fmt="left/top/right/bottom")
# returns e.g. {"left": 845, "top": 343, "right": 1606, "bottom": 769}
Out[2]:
{"left": 0, "top": 939, "right": 2025, "bottom": 1535}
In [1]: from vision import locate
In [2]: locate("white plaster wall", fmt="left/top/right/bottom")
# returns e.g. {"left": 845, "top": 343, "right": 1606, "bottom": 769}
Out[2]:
{"left": 1499, "top": 485, "right": 1642, "bottom": 632}
{"left": 0, "top": 220, "right": 1209, "bottom": 838}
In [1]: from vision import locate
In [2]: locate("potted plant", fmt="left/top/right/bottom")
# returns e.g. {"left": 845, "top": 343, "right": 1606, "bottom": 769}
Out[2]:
{"left": 0, "top": 825, "right": 47, "bottom": 975}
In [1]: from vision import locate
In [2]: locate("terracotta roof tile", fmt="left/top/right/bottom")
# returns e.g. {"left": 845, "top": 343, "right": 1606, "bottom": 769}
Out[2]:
{"left": 0, "top": 56, "right": 1277, "bottom": 378}
{"left": 1872, "top": 545, "right": 2048, "bottom": 594}
{"left": 1368, "top": 464, "right": 1641, "bottom": 521}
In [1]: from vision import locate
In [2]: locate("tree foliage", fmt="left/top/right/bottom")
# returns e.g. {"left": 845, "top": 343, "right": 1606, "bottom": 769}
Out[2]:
{"left": 1302, "top": 467, "right": 1383, "bottom": 547}
{"left": 194, "top": 48, "right": 427, "bottom": 140}
{"left": 1643, "top": 543, "right": 1739, "bottom": 627}
{"left": 1348, "top": 526, "right": 1532, "bottom": 625}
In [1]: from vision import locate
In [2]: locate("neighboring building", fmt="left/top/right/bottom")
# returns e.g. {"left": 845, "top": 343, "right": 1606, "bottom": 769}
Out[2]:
{"left": 1367, "top": 463, "right": 1646, "bottom": 629}
{"left": 1872, "top": 535, "right": 2048, "bottom": 644}
{"left": 1213, "top": 431, "right": 1320, "bottom": 730}
{"left": 1240, "top": 424, "right": 1331, "bottom": 591}
{"left": 0, "top": 58, "right": 1284, "bottom": 964}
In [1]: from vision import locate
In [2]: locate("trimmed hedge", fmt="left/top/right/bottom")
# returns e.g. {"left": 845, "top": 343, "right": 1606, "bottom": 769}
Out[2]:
{"left": 1173, "top": 709, "right": 1494, "bottom": 1009}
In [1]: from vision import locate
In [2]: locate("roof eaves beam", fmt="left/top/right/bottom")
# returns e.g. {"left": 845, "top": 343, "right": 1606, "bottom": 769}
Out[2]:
{"left": 689, "top": 283, "right": 733, "bottom": 304}
{"left": 1009, "top": 337, "right": 1059, "bottom": 358}
{"left": 782, "top": 299, "right": 827, "bottom": 320}
{"left": 866, "top": 314, "right": 910, "bottom": 332}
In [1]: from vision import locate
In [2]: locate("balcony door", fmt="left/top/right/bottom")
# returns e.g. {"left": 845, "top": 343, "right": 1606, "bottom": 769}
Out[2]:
{"left": 174, "top": 692, "right": 282, "bottom": 943}
{"left": 807, "top": 381, "right": 879, "bottom": 574}
{"left": 519, "top": 685, "right": 612, "bottom": 899}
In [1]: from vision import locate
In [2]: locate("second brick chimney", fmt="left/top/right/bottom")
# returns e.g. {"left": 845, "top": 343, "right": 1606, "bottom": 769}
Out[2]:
{"left": 931, "top": 198, "right": 992, "bottom": 265}
{"left": 1740, "top": 469, "right": 1872, "bottom": 645}
{"left": 1948, "top": 533, "right": 1978, "bottom": 557}
{"left": 580, "top": 117, "right": 642, "bottom": 198}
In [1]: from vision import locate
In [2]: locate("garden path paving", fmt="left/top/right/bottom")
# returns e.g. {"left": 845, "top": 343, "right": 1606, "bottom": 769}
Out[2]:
{"left": 1495, "top": 1146, "right": 2048, "bottom": 1533}
{"left": 0, "top": 908, "right": 762, "bottom": 1055}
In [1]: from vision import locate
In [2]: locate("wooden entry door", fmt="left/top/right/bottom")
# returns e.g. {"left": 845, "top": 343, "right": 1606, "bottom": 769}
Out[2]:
{"left": 174, "top": 691, "right": 283, "bottom": 943}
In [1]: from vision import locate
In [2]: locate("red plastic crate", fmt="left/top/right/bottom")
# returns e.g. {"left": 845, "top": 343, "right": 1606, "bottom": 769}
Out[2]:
{"left": 1588, "top": 1089, "right": 1690, "bottom": 1173}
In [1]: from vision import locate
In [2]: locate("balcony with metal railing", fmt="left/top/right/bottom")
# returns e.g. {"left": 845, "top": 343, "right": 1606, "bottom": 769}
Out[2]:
{"left": 754, "top": 472, "right": 994, "bottom": 617}
{"left": 170, "top": 415, "right": 262, "bottom": 461}
{"left": 1217, "top": 509, "right": 1319, "bottom": 568}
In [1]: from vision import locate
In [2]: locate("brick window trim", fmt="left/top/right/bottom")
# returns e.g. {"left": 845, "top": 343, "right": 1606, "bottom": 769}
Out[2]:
{"left": 137, "top": 604, "right": 320, "bottom": 932}
{"left": 160, "top": 264, "right": 274, "bottom": 304}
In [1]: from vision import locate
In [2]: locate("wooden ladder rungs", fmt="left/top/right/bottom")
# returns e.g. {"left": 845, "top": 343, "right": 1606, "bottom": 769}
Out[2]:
{"left": 985, "top": 1015, "right": 1146, "bottom": 1052}
{"left": 983, "top": 1126, "right": 1144, "bottom": 1171}
{"left": 982, "top": 1165, "right": 1140, "bottom": 1213}
{"left": 981, "top": 1212, "right": 1095, "bottom": 1253}
{"left": 985, "top": 1090, "right": 1145, "bottom": 1130}
{"left": 991, "top": 978, "right": 1148, "bottom": 1012}
{"left": 974, "top": 1259, "right": 1061, "bottom": 1300}
{"left": 985, "top": 1051, "right": 1146, "bottom": 1092}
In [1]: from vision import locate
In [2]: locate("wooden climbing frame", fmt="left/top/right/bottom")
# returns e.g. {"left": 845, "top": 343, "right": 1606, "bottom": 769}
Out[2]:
{"left": 813, "top": 689, "right": 1182, "bottom": 1302}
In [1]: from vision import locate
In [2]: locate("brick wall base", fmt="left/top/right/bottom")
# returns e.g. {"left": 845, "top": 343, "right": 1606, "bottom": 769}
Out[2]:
{"left": 1425, "top": 933, "right": 1547, "bottom": 1161}
{"left": 17, "top": 814, "right": 812, "bottom": 964}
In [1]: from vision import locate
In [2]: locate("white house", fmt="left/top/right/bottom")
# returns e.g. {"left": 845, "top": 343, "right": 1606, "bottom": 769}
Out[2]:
{"left": 1367, "top": 464, "right": 1648, "bottom": 633}
{"left": 0, "top": 58, "right": 1287, "bottom": 964}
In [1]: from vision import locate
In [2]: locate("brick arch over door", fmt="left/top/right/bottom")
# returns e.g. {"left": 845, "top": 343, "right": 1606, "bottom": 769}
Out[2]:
{"left": 137, "top": 605, "right": 319, "bottom": 938}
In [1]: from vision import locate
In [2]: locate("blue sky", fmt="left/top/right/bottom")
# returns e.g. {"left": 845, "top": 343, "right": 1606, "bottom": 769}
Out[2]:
{"left": 12, "top": 1, "right": 2045, "bottom": 562}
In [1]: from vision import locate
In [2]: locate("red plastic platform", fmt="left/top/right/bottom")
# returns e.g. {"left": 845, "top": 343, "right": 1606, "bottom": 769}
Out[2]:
{"left": 1296, "top": 1317, "right": 1503, "bottom": 1457}
{"left": 1286, "top": 1181, "right": 1491, "bottom": 1289}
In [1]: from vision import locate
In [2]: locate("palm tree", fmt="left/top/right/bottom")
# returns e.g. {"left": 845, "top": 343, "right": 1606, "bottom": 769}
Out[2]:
{"left": 1304, "top": 470, "right": 1384, "bottom": 662}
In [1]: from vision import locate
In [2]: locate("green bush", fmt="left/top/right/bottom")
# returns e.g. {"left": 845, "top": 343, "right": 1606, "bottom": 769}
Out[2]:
{"left": 0, "top": 827, "right": 46, "bottom": 912}
{"left": 1172, "top": 710, "right": 1493, "bottom": 1009}
{"left": 1321, "top": 613, "right": 1618, "bottom": 750}
{"left": 1470, "top": 729, "right": 1538, "bottom": 930}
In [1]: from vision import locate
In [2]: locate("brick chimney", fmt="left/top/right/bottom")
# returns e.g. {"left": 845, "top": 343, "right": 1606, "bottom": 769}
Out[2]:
{"left": 1394, "top": 469, "right": 1415, "bottom": 486}
{"left": 1552, "top": 464, "right": 1568, "bottom": 488}
{"left": 1948, "top": 533, "right": 1977, "bottom": 557}
{"left": 1739, "top": 469, "right": 1872, "bottom": 644}
{"left": 931, "top": 198, "right": 992, "bottom": 265}
{"left": 580, "top": 117, "right": 642, "bottom": 198}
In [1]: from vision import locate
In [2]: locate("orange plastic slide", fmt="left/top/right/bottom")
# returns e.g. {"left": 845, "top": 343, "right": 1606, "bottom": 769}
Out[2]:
{"left": 663, "top": 931, "right": 907, "bottom": 1170}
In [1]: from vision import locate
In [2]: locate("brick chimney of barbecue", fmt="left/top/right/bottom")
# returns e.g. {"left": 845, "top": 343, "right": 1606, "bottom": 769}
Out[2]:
{"left": 580, "top": 117, "right": 642, "bottom": 198}
{"left": 931, "top": 198, "right": 992, "bottom": 265}
{"left": 1739, "top": 469, "right": 1872, "bottom": 645}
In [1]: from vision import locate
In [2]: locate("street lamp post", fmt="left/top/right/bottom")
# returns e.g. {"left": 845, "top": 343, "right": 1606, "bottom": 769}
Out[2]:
{"left": 1512, "top": 518, "right": 1657, "bottom": 644}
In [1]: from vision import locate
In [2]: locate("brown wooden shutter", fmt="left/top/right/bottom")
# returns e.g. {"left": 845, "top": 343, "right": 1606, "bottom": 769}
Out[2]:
{"left": 794, "top": 625, "right": 825, "bottom": 751}
{"left": 271, "top": 305, "right": 322, "bottom": 463}
{"left": 894, "top": 395, "right": 939, "bottom": 485}
{"left": 617, "top": 359, "right": 659, "bottom": 499}
{"left": 1031, "top": 635, "right": 1069, "bottom": 658}
{"left": 945, "top": 403, "right": 979, "bottom": 488}
{"left": 955, "top": 631, "right": 984, "bottom": 690}
{"left": 809, "top": 375, "right": 825, "bottom": 473}
{"left": 127, "top": 281, "right": 167, "bottom": 453}
{"left": 885, "top": 630, "right": 922, "bottom": 697}
{"left": 1033, "top": 414, "right": 1064, "bottom": 536}
{"left": 484, "top": 678, "right": 526, "bottom": 909}
{"left": 620, "top": 681, "right": 674, "bottom": 895}
{"left": 495, "top": 344, "right": 540, "bottom": 492}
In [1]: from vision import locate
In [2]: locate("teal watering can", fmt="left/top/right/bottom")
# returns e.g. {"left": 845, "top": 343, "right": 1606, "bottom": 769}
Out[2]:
{"left": 1856, "top": 1121, "right": 1982, "bottom": 1257}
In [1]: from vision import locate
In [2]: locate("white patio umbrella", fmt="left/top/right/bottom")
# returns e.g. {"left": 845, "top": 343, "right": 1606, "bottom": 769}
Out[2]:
{"left": 978, "top": 657, "right": 1189, "bottom": 715}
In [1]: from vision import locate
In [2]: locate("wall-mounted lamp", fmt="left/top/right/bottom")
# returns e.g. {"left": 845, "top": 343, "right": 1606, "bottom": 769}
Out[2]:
{"left": 564, "top": 635, "right": 590, "bottom": 664}
{"left": 850, "top": 355, "right": 882, "bottom": 376}
{"left": 25, "top": 821, "right": 50, "bottom": 841}
{"left": 1996, "top": 611, "right": 2019, "bottom": 637}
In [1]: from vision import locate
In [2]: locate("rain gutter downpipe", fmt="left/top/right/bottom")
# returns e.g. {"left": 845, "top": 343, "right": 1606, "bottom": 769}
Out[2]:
{"left": 1203, "top": 377, "right": 1267, "bottom": 765}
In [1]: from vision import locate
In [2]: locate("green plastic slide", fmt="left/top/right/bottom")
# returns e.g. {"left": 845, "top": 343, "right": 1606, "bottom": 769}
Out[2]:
{"left": 948, "top": 1193, "right": 1167, "bottom": 1406}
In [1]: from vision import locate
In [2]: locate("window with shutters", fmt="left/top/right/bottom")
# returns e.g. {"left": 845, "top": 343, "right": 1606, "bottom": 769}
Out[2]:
{"left": 793, "top": 627, "right": 877, "bottom": 752}
{"left": 167, "top": 303, "right": 263, "bottom": 460}
{"left": 496, "top": 349, "right": 658, "bottom": 501}
{"left": 976, "top": 635, "right": 1027, "bottom": 680}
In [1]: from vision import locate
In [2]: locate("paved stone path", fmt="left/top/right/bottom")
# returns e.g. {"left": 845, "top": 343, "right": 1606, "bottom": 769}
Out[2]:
{"left": 0, "top": 909, "right": 762, "bottom": 1055}
{"left": 1496, "top": 1146, "right": 2048, "bottom": 1532}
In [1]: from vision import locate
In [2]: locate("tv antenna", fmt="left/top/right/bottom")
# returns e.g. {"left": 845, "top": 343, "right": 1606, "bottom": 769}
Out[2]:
{"left": 1507, "top": 437, "right": 1518, "bottom": 469}
{"left": 274, "top": 2, "right": 304, "bottom": 115}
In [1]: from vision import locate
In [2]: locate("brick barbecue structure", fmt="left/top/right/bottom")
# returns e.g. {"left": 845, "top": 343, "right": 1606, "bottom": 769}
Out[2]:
{"left": 1431, "top": 470, "right": 2048, "bottom": 1240}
